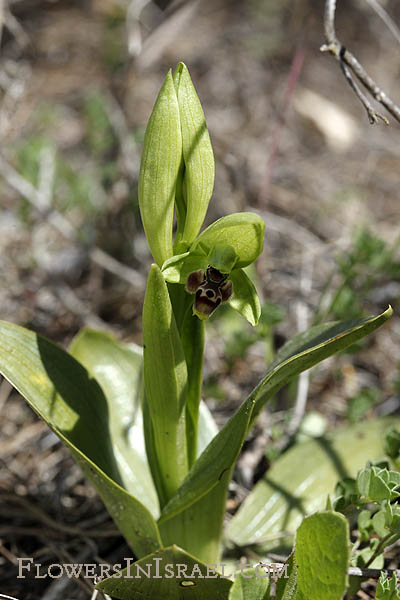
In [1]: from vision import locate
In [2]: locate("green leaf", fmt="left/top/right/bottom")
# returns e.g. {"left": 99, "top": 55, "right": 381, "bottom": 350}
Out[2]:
{"left": 192, "top": 212, "right": 265, "bottom": 269}
{"left": 139, "top": 69, "right": 181, "bottom": 266}
{"left": 0, "top": 321, "right": 161, "bottom": 557}
{"left": 96, "top": 544, "right": 232, "bottom": 600}
{"left": 161, "top": 308, "right": 391, "bottom": 560}
{"left": 228, "top": 568, "right": 270, "bottom": 600}
{"left": 173, "top": 62, "right": 215, "bottom": 248}
{"left": 228, "top": 268, "right": 261, "bottom": 326}
{"left": 385, "top": 427, "right": 400, "bottom": 459}
{"left": 373, "top": 510, "right": 388, "bottom": 537}
{"left": 69, "top": 329, "right": 158, "bottom": 516}
{"left": 358, "top": 509, "right": 372, "bottom": 533}
{"left": 357, "top": 467, "right": 399, "bottom": 501}
{"left": 158, "top": 470, "right": 230, "bottom": 564}
{"left": 158, "top": 395, "right": 254, "bottom": 523}
{"left": 227, "top": 418, "right": 400, "bottom": 549}
{"left": 376, "top": 572, "right": 400, "bottom": 600}
{"left": 158, "top": 396, "right": 255, "bottom": 563}
{"left": 142, "top": 265, "right": 188, "bottom": 507}
{"left": 197, "top": 400, "right": 218, "bottom": 456}
{"left": 296, "top": 512, "right": 349, "bottom": 600}
{"left": 249, "top": 307, "right": 393, "bottom": 428}
{"left": 275, "top": 553, "right": 297, "bottom": 600}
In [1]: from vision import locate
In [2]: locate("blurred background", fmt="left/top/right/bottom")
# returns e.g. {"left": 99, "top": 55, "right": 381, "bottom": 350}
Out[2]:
{"left": 0, "top": 0, "right": 400, "bottom": 597}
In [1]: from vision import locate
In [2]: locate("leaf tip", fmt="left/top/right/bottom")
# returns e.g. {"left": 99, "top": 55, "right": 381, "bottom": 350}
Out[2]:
{"left": 386, "top": 304, "right": 394, "bottom": 318}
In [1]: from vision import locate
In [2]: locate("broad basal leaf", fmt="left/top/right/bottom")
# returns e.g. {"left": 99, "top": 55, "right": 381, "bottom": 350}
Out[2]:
{"left": 157, "top": 309, "right": 391, "bottom": 561}
{"left": 249, "top": 307, "right": 392, "bottom": 428}
{"left": 69, "top": 329, "right": 158, "bottom": 516}
{"left": 96, "top": 545, "right": 232, "bottom": 600}
{"left": 0, "top": 321, "right": 161, "bottom": 558}
{"left": 227, "top": 417, "right": 400, "bottom": 549}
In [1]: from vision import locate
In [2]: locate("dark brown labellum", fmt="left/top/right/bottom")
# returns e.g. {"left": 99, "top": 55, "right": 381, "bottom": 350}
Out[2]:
{"left": 186, "top": 266, "right": 233, "bottom": 320}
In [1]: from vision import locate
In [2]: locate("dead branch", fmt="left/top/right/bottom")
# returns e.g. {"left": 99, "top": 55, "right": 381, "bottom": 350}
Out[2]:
{"left": 321, "top": 0, "right": 400, "bottom": 124}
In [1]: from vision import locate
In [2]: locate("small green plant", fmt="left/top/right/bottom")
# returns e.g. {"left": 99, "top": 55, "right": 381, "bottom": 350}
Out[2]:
{"left": 332, "top": 429, "right": 400, "bottom": 571}
{"left": 376, "top": 572, "right": 400, "bottom": 600}
{"left": 0, "top": 63, "right": 394, "bottom": 599}
{"left": 317, "top": 227, "right": 400, "bottom": 323}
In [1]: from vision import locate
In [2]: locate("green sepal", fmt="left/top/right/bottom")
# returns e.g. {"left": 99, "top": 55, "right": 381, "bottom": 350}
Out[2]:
{"left": 192, "top": 212, "right": 265, "bottom": 268}
{"left": 227, "top": 268, "right": 261, "bottom": 326}
{"left": 139, "top": 69, "right": 181, "bottom": 266}
{"left": 173, "top": 62, "right": 215, "bottom": 248}
{"left": 162, "top": 252, "right": 208, "bottom": 284}
{"left": 207, "top": 243, "right": 238, "bottom": 273}
{"left": 142, "top": 264, "right": 189, "bottom": 506}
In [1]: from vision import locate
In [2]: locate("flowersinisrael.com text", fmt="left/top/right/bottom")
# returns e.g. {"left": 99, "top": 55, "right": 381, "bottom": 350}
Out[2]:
{"left": 17, "top": 557, "right": 289, "bottom": 583}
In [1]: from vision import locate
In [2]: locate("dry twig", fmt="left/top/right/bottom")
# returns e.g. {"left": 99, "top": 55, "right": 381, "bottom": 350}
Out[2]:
{"left": 321, "top": 0, "right": 400, "bottom": 124}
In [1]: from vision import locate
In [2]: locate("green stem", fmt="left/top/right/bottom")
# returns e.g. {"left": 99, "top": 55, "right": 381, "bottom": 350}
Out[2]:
{"left": 168, "top": 283, "right": 205, "bottom": 467}
{"left": 181, "top": 305, "right": 204, "bottom": 466}
{"left": 364, "top": 532, "right": 399, "bottom": 568}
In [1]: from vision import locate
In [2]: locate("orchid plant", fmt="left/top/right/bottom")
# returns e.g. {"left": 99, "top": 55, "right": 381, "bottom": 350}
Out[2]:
{"left": 0, "top": 63, "right": 393, "bottom": 600}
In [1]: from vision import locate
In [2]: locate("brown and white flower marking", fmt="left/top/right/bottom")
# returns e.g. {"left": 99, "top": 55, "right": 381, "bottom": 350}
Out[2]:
{"left": 186, "top": 266, "right": 233, "bottom": 320}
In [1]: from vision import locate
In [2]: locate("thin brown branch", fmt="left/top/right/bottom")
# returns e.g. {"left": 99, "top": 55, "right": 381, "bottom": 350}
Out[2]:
{"left": 339, "top": 55, "right": 388, "bottom": 125}
{"left": 321, "top": 0, "right": 400, "bottom": 124}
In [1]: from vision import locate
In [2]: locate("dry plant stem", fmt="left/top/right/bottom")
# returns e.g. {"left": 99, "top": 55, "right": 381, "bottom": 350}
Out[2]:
{"left": 0, "top": 155, "right": 145, "bottom": 290}
{"left": 321, "top": 0, "right": 400, "bottom": 124}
